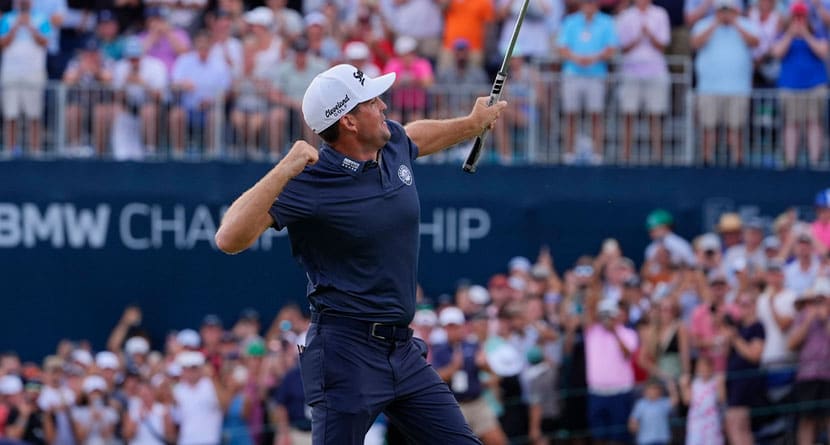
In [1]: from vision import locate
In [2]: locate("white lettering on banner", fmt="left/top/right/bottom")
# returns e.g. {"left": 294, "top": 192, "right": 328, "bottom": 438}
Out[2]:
{"left": 151, "top": 205, "right": 187, "bottom": 249}
{"left": 64, "top": 205, "right": 109, "bottom": 248}
{"left": 419, "top": 208, "right": 491, "bottom": 253}
{"left": 186, "top": 206, "right": 217, "bottom": 249}
{"left": 120, "top": 203, "right": 151, "bottom": 250}
{"left": 23, "top": 204, "right": 64, "bottom": 247}
{"left": 0, "top": 203, "right": 21, "bottom": 247}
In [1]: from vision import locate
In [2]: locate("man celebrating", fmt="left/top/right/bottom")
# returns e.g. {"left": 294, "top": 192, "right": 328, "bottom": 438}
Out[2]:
{"left": 215, "top": 64, "right": 506, "bottom": 444}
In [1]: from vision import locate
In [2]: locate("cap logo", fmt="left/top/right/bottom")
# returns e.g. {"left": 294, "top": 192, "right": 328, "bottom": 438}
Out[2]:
{"left": 353, "top": 70, "right": 365, "bottom": 86}
{"left": 325, "top": 94, "right": 350, "bottom": 119}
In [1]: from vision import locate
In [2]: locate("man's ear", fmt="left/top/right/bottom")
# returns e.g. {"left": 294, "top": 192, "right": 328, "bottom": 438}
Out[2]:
{"left": 341, "top": 114, "right": 359, "bottom": 134}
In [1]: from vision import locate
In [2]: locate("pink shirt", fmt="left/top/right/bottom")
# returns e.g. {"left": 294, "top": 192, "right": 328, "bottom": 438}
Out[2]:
{"left": 384, "top": 57, "right": 433, "bottom": 83}
{"left": 615, "top": 4, "right": 670, "bottom": 78}
{"left": 140, "top": 29, "right": 192, "bottom": 74}
{"left": 690, "top": 304, "right": 735, "bottom": 372}
{"left": 811, "top": 220, "right": 830, "bottom": 250}
{"left": 585, "top": 323, "right": 638, "bottom": 392}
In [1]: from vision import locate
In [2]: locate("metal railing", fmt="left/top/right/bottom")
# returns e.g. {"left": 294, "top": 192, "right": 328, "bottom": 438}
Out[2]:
{"left": 1, "top": 58, "right": 828, "bottom": 169}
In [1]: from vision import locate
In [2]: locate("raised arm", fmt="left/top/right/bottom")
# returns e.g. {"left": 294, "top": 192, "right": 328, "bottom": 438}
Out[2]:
{"left": 215, "top": 141, "right": 318, "bottom": 254}
{"left": 404, "top": 96, "right": 507, "bottom": 157}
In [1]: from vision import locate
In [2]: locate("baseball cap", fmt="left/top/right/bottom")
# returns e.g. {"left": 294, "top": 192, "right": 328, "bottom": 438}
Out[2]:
{"left": 486, "top": 343, "right": 523, "bottom": 377}
{"left": 468, "top": 285, "right": 490, "bottom": 305}
{"left": 71, "top": 349, "right": 93, "bottom": 367}
{"left": 765, "top": 259, "right": 785, "bottom": 272}
{"left": 245, "top": 340, "right": 266, "bottom": 357}
{"left": 791, "top": 1, "right": 809, "bottom": 15}
{"left": 763, "top": 235, "right": 781, "bottom": 250}
{"left": 508, "top": 256, "right": 532, "bottom": 273}
{"left": 452, "top": 37, "right": 470, "bottom": 50}
{"left": 0, "top": 375, "right": 23, "bottom": 395}
{"left": 144, "top": 7, "right": 164, "bottom": 18}
{"left": 292, "top": 36, "right": 310, "bottom": 53}
{"left": 718, "top": 213, "right": 743, "bottom": 233}
{"left": 239, "top": 308, "right": 260, "bottom": 322}
{"left": 176, "top": 329, "right": 201, "bottom": 349}
{"left": 707, "top": 269, "right": 728, "bottom": 284}
{"left": 695, "top": 233, "right": 722, "bottom": 252}
{"left": 244, "top": 6, "right": 273, "bottom": 27}
{"left": 95, "top": 351, "right": 120, "bottom": 370}
{"left": 82, "top": 375, "right": 107, "bottom": 394}
{"left": 715, "top": 0, "right": 741, "bottom": 10}
{"left": 202, "top": 314, "right": 223, "bottom": 328}
{"left": 394, "top": 35, "right": 417, "bottom": 55}
{"left": 125, "top": 336, "right": 150, "bottom": 355}
{"left": 80, "top": 37, "right": 99, "bottom": 52}
{"left": 744, "top": 216, "right": 764, "bottom": 231}
{"left": 413, "top": 309, "right": 438, "bottom": 327}
{"left": 439, "top": 306, "right": 466, "bottom": 326}
{"left": 176, "top": 351, "right": 205, "bottom": 368}
{"left": 646, "top": 209, "right": 673, "bottom": 230}
{"left": 488, "top": 274, "right": 509, "bottom": 289}
{"left": 816, "top": 188, "right": 830, "bottom": 207}
{"left": 304, "top": 11, "right": 327, "bottom": 28}
{"left": 597, "top": 298, "right": 619, "bottom": 317}
{"left": 123, "top": 37, "right": 143, "bottom": 58}
{"left": 344, "top": 41, "right": 370, "bottom": 60}
{"left": 301, "top": 64, "right": 395, "bottom": 134}
{"left": 98, "top": 9, "right": 116, "bottom": 22}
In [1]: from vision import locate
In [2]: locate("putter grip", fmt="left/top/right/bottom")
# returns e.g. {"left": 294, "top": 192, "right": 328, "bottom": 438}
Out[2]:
{"left": 462, "top": 72, "right": 507, "bottom": 174}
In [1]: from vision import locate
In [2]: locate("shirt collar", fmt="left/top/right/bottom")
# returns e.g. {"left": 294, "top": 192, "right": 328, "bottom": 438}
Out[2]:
{"left": 320, "top": 144, "right": 381, "bottom": 177}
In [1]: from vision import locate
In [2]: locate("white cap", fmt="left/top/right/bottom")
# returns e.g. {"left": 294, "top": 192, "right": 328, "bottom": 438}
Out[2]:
{"left": 82, "top": 375, "right": 108, "bottom": 394}
{"left": 72, "top": 349, "right": 93, "bottom": 367}
{"left": 413, "top": 309, "right": 438, "bottom": 327}
{"left": 344, "top": 41, "right": 370, "bottom": 60}
{"left": 802, "top": 277, "right": 830, "bottom": 301}
{"left": 176, "top": 329, "right": 201, "bottom": 349}
{"left": 0, "top": 375, "right": 23, "bottom": 395}
{"left": 394, "top": 35, "right": 417, "bottom": 55}
{"left": 304, "top": 11, "right": 326, "bottom": 28}
{"left": 486, "top": 343, "right": 524, "bottom": 377}
{"left": 714, "top": 0, "right": 741, "bottom": 10}
{"left": 125, "top": 337, "right": 150, "bottom": 355}
{"left": 301, "top": 64, "right": 395, "bottom": 134}
{"left": 439, "top": 306, "right": 466, "bottom": 326}
{"left": 468, "top": 285, "right": 490, "bottom": 305}
{"left": 597, "top": 298, "right": 620, "bottom": 317}
{"left": 695, "top": 233, "right": 722, "bottom": 252}
{"left": 176, "top": 351, "right": 205, "bottom": 368}
{"left": 763, "top": 236, "right": 781, "bottom": 250}
{"left": 166, "top": 363, "right": 182, "bottom": 377}
{"left": 95, "top": 351, "right": 120, "bottom": 370}
{"left": 244, "top": 6, "right": 273, "bottom": 26}
{"left": 508, "top": 276, "right": 527, "bottom": 291}
{"left": 508, "top": 256, "right": 532, "bottom": 273}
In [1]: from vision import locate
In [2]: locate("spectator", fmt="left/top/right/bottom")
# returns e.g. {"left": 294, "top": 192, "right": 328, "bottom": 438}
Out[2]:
{"left": 267, "top": 36, "right": 327, "bottom": 159}
{"left": 691, "top": 0, "right": 759, "bottom": 166}
{"left": 690, "top": 271, "right": 732, "bottom": 372}
{"left": 437, "top": 0, "right": 493, "bottom": 70}
{"left": 220, "top": 365, "right": 252, "bottom": 445}
{"left": 303, "top": 12, "right": 340, "bottom": 64}
{"left": 519, "top": 346, "right": 560, "bottom": 445}
{"left": 748, "top": 0, "right": 781, "bottom": 87}
{"left": 242, "top": 7, "right": 282, "bottom": 80}
{"left": 2, "top": 374, "right": 46, "bottom": 445}
{"left": 96, "top": 10, "right": 123, "bottom": 61}
{"left": 228, "top": 44, "right": 268, "bottom": 159}
{"left": 627, "top": 378, "right": 677, "bottom": 445}
{"left": 343, "top": 6, "right": 394, "bottom": 69}
{"left": 717, "top": 212, "right": 744, "bottom": 250}
{"left": 684, "top": 0, "right": 713, "bottom": 28}
{"left": 0, "top": 0, "right": 51, "bottom": 157}
{"left": 71, "top": 375, "right": 119, "bottom": 445}
{"left": 140, "top": 8, "right": 191, "bottom": 75}
{"left": 784, "top": 232, "right": 820, "bottom": 295}
{"left": 772, "top": 2, "right": 829, "bottom": 168}
{"left": 694, "top": 233, "right": 724, "bottom": 275}
{"left": 38, "top": 356, "right": 76, "bottom": 445}
{"left": 169, "top": 31, "right": 232, "bottom": 156}
{"left": 31, "top": 0, "right": 66, "bottom": 80}
{"left": 272, "top": 364, "right": 311, "bottom": 445}
{"left": 266, "top": 0, "right": 303, "bottom": 41}
{"left": 755, "top": 260, "right": 797, "bottom": 400}
{"left": 432, "top": 307, "right": 509, "bottom": 445}
{"left": 615, "top": 0, "right": 671, "bottom": 164}
{"left": 722, "top": 216, "right": 767, "bottom": 278}
{"left": 723, "top": 292, "right": 765, "bottom": 445}
{"left": 343, "top": 41, "right": 381, "bottom": 77}
{"left": 493, "top": 54, "right": 540, "bottom": 164}
{"left": 644, "top": 209, "right": 696, "bottom": 268}
{"left": 199, "top": 315, "right": 224, "bottom": 373}
{"left": 557, "top": 0, "right": 619, "bottom": 165}
{"left": 111, "top": 37, "right": 169, "bottom": 156}
{"left": 383, "top": 36, "right": 434, "bottom": 124}
{"left": 207, "top": 9, "right": 243, "bottom": 77}
{"left": 385, "top": 0, "right": 443, "bottom": 62}
{"left": 172, "top": 351, "right": 226, "bottom": 445}
{"left": 788, "top": 277, "right": 830, "bottom": 445}
{"left": 216, "top": 0, "right": 245, "bottom": 37}
{"left": 679, "top": 355, "right": 725, "bottom": 445}
{"left": 435, "top": 38, "right": 488, "bottom": 88}
{"left": 161, "top": 0, "right": 208, "bottom": 34}
{"left": 812, "top": 189, "right": 830, "bottom": 250}
{"left": 62, "top": 38, "right": 115, "bottom": 157}
{"left": 495, "top": 0, "right": 555, "bottom": 62}
{"left": 122, "top": 379, "right": 176, "bottom": 445}
{"left": 640, "top": 298, "right": 690, "bottom": 381}
{"left": 584, "top": 298, "right": 637, "bottom": 445}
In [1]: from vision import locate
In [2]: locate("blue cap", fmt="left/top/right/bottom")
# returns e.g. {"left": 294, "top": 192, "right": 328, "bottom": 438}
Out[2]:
{"left": 80, "top": 37, "right": 99, "bottom": 52}
{"left": 816, "top": 189, "right": 830, "bottom": 207}
{"left": 145, "top": 7, "right": 164, "bottom": 18}
{"left": 98, "top": 10, "right": 116, "bottom": 22}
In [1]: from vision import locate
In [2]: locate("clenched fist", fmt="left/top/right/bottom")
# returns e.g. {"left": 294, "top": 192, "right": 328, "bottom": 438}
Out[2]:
{"left": 469, "top": 96, "right": 508, "bottom": 133}
{"left": 280, "top": 140, "right": 319, "bottom": 178}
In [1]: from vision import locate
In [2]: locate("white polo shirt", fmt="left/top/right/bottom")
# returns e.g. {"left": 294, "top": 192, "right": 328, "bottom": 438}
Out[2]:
{"left": 173, "top": 377, "right": 222, "bottom": 445}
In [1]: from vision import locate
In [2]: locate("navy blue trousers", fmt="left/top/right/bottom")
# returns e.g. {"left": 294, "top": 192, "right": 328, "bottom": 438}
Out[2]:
{"left": 299, "top": 322, "right": 481, "bottom": 444}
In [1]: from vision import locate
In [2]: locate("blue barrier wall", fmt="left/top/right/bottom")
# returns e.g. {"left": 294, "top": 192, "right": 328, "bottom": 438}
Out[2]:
{"left": 1, "top": 161, "right": 826, "bottom": 360}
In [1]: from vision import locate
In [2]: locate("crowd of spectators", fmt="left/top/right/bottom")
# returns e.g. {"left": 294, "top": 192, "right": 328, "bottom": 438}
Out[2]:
{"left": 4, "top": 189, "right": 830, "bottom": 445}
{"left": 0, "top": 0, "right": 828, "bottom": 164}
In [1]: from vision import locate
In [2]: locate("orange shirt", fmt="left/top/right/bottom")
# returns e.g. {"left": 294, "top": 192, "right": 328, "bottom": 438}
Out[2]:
{"left": 443, "top": 0, "right": 494, "bottom": 50}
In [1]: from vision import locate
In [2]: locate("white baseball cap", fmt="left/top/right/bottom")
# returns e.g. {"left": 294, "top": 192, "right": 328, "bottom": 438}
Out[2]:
{"left": 82, "top": 375, "right": 108, "bottom": 394}
{"left": 176, "top": 329, "right": 201, "bottom": 349}
{"left": 468, "top": 285, "right": 490, "bottom": 305}
{"left": 95, "top": 351, "right": 120, "bottom": 370}
{"left": 0, "top": 375, "right": 23, "bottom": 395}
{"left": 344, "top": 41, "right": 371, "bottom": 61}
{"left": 125, "top": 337, "right": 150, "bottom": 355}
{"left": 486, "top": 343, "right": 524, "bottom": 377}
{"left": 244, "top": 6, "right": 273, "bottom": 27}
{"left": 71, "top": 349, "right": 94, "bottom": 367}
{"left": 439, "top": 306, "right": 466, "bottom": 326}
{"left": 413, "top": 309, "right": 438, "bottom": 327}
{"left": 176, "top": 351, "right": 205, "bottom": 368}
{"left": 302, "top": 64, "right": 395, "bottom": 134}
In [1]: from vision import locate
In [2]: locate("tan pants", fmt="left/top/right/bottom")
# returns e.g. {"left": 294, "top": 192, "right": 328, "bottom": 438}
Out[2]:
{"left": 289, "top": 428, "right": 312, "bottom": 445}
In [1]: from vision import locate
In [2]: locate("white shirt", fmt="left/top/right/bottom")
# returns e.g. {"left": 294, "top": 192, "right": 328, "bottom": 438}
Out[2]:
{"left": 113, "top": 56, "right": 169, "bottom": 92}
{"left": 645, "top": 232, "right": 696, "bottom": 266}
{"left": 171, "top": 52, "right": 232, "bottom": 110}
{"left": 748, "top": 8, "right": 781, "bottom": 60}
{"left": 0, "top": 12, "right": 49, "bottom": 83}
{"left": 756, "top": 288, "right": 797, "bottom": 366}
{"left": 387, "top": 0, "right": 443, "bottom": 39}
{"left": 208, "top": 38, "right": 243, "bottom": 78}
{"left": 497, "top": 0, "right": 555, "bottom": 59}
{"left": 784, "top": 257, "right": 820, "bottom": 296}
{"left": 615, "top": 4, "right": 670, "bottom": 78}
{"left": 71, "top": 404, "right": 119, "bottom": 445}
{"left": 128, "top": 401, "right": 169, "bottom": 445}
{"left": 173, "top": 378, "right": 222, "bottom": 445}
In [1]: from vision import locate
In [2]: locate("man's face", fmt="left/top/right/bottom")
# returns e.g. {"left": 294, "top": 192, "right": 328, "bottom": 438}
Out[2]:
{"left": 201, "top": 325, "right": 222, "bottom": 347}
{"left": 18, "top": 0, "right": 31, "bottom": 12}
{"left": 97, "top": 21, "right": 118, "bottom": 39}
{"left": 710, "top": 281, "right": 728, "bottom": 300}
{"left": 195, "top": 36, "right": 211, "bottom": 59}
{"left": 182, "top": 366, "right": 202, "bottom": 384}
{"left": 581, "top": 0, "right": 598, "bottom": 14}
{"left": 795, "top": 240, "right": 813, "bottom": 258}
{"left": 348, "top": 96, "right": 391, "bottom": 148}
{"left": 765, "top": 269, "right": 783, "bottom": 288}
{"left": 444, "top": 323, "right": 464, "bottom": 343}
{"left": 745, "top": 228, "right": 763, "bottom": 247}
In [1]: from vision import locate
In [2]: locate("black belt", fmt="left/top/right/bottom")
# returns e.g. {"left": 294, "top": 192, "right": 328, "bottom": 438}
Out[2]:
{"left": 311, "top": 312, "right": 413, "bottom": 342}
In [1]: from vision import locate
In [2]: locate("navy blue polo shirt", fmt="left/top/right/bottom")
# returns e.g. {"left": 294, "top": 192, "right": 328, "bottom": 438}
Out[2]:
{"left": 269, "top": 120, "right": 420, "bottom": 325}
{"left": 273, "top": 365, "right": 311, "bottom": 430}
{"left": 431, "top": 341, "right": 483, "bottom": 402}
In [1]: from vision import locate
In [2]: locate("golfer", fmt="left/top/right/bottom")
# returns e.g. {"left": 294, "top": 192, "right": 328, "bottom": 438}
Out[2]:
{"left": 216, "top": 64, "right": 506, "bottom": 444}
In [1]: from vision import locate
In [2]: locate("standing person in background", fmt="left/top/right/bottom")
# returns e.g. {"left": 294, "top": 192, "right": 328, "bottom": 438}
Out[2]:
{"left": 221, "top": 365, "right": 252, "bottom": 445}
{"left": 557, "top": 0, "right": 619, "bottom": 165}
{"left": 71, "top": 376, "right": 119, "bottom": 445}
{"left": 772, "top": 1, "right": 829, "bottom": 168}
{"left": 437, "top": 0, "right": 493, "bottom": 70}
{"left": 38, "top": 356, "right": 76, "bottom": 445}
{"left": 495, "top": 0, "right": 554, "bottom": 62}
{"left": 812, "top": 189, "right": 830, "bottom": 251}
{"left": 272, "top": 364, "right": 312, "bottom": 445}
{"left": 615, "top": 0, "right": 670, "bottom": 164}
{"left": 627, "top": 379, "right": 677, "bottom": 445}
{"left": 680, "top": 356, "right": 724, "bottom": 445}
{"left": 383, "top": 36, "right": 434, "bottom": 124}
{"left": 755, "top": 260, "right": 797, "bottom": 401}
{"left": 2, "top": 375, "right": 48, "bottom": 445}
{"left": 0, "top": 0, "right": 51, "bottom": 157}
{"left": 172, "top": 352, "right": 226, "bottom": 445}
{"left": 520, "top": 346, "right": 560, "bottom": 445}
{"left": 140, "top": 8, "right": 190, "bottom": 75}
{"left": 122, "top": 380, "right": 176, "bottom": 445}
{"left": 691, "top": 0, "right": 759, "bottom": 166}
{"left": 748, "top": 0, "right": 781, "bottom": 87}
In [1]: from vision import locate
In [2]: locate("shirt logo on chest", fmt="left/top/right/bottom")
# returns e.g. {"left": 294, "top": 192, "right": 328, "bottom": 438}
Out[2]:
{"left": 341, "top": 157, "right": 360, "bottom": 172}
{"left": 398, "top": 164, "right": 413, "bottom": 186}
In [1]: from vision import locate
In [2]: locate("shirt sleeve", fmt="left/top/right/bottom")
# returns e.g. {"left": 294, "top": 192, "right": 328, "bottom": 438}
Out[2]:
{"left": 605, "top": 17, "right": 620, "bottom": 47}
{"left": 630, "top": 400, "right": 644, "bottom": 420}
{"left": 556, "top": 17, "right": 572, "bottom": 48}
{"left": 0, "top": 16, "right": 10, "bottom": 37}
{"left": 268, "top": 178, "right": 316, "bottom": 230}
{"left": 655, "top": 7, "right": 671, "bottom": 46}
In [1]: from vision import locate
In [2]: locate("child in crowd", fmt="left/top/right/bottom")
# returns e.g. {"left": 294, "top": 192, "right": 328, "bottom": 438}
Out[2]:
{"left": 628, "top": 378, "right": 677, "bottom": 445}
{"left": 680, "top": 355, "right": 725, "bottom": 445}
